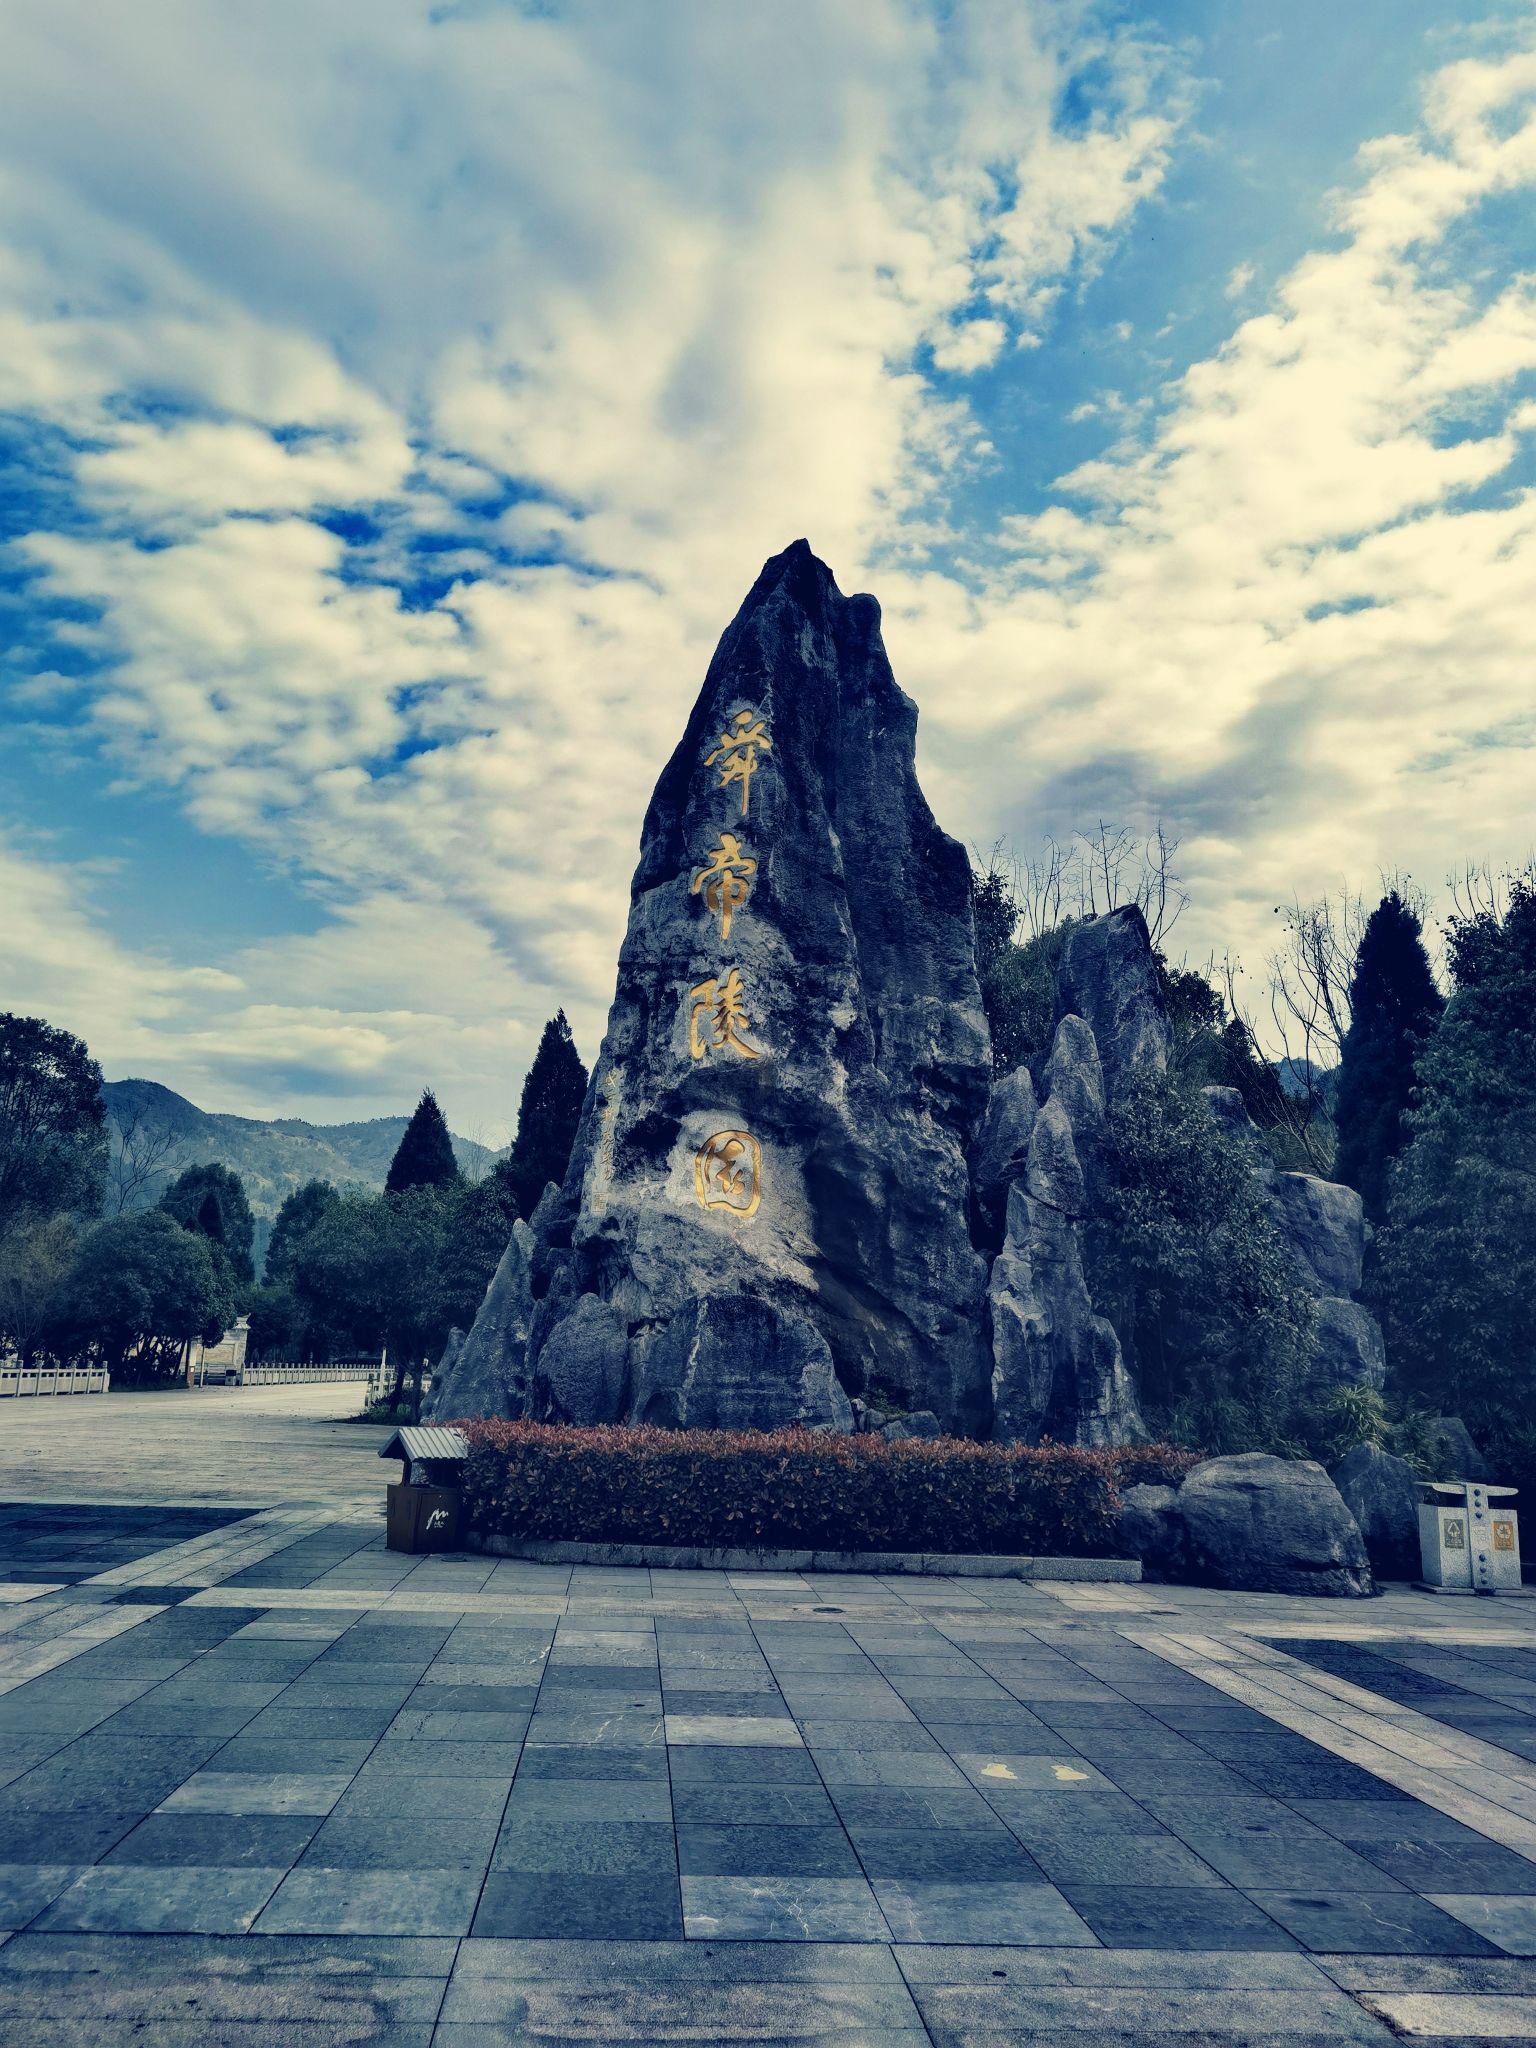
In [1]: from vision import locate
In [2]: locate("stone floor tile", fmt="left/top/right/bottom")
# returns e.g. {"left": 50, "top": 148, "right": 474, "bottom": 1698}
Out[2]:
{"left": 665, "top": 1744, "right": 819, "bottom": 1784}
{"left": 368, "top": 1739, "right": 525, "bottom": 1777}
{"left": 1175, "top": 1827, "right": 1409, "bottom": 1891}
{"left": 671, "top": 1782, "right": 835, "bottom": 1825}
{"left": 254, "top": 1865, "right": 481, "bottom": 1935}
{"left": 1350, "top": 1837, "right": 1536, "bottom": 1894}
{"left": 848, "top": 1823, "right": 1042, "bottom": 1882}
{"left": 951, "top": 1752, "right": 1112, "bottom": 1792}
{"left": 300, "top": 1813, "right": 498, "bottom": 1870}
{"left": 1249, "top": 1887, "right": 1504, "bottom": 1955}
{"left": 438, "top": 1968, "right": 923, "bottom": 2034}
{"left": 471, "top": 1871, "right": 683, "bottom": 1939}
{"left": 1062, "top": 1882, "right": 1301, "bottom": 1949}
{"left": 1426, "top": 1894, "right": 1536, "bottom": 1955}
{"left": 513, "top": 1743, "right": 668, "bottom": 1781}
{"left": 1356, "top": 1989, "right": 1536, "bottom": 2037}
{"left": 492, "top": 1817, "right": 677, "bottom": 1875}
{"left": 33, "top": 1864, "right": 286, "bottom": 1933}
{"left": 157, "top": 1770, "right": 353, "bottom": 1817}
{"left": 206, "top": 1738, "right": 378, "bottom": 1776}
{"left": 664, "top": 1713, "right": 803, "bottom": 1747}
{"left": 0, "top": 1811, "right": 143, "bottom": 1863}
{"left": 328, "top": 1772, "right": 511, "bottom": 1820}
{"left": 680, "top": 1873, "right": 890, "bottom": 1942}
{"left": 0, "top": 1865, "right": 84, "bottom": 1930}
{"left": 906, "top": 1978, "right": 1396, "bottom": 2039}
{"left": 1024, "top": 1828, "right": 1226, "bottom": 1888}
{"left": 103, "top": 1812, "right": 319, "bottom": 1868}
{"left": 676, "top": 1823, "right": 859, "bottom": 1878}
{"left": 873, "top": 1878, "right": 1097, "bottom": 1945}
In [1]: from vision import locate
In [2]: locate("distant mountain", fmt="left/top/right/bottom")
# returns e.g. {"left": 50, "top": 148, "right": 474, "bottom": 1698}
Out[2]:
{"left": 1275, "top": 1057, "right": 1339, "bottom": 1106}
{"left": 102, "top": 1079, "right": 499, "bottom": 1268}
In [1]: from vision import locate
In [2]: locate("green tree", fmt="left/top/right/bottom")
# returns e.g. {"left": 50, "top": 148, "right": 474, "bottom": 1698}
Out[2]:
{"left": 0, "top": 1213, "right": 79, "bottom": 1364}
{"left": 386, "top": 1089, "right": 460, "bottom": 1194}
{"left": 1085, "top": 1073, "right": 1316, "bottom": 1450}
{"left": 501, "top": 1013, "right": 588, "bottom": 1218}
{"left": 0, "top": 1014, "right": 106, "bottom": 1236}
{"left": 158, "top": 1162, "right": 256, "bottom": 1284}
{"left": 291, "top": 1186, "right": 455, "bottom": 1390}
{"left": 52, "top": 1210, "right": 236, "bottom": 1385}
{"left": 1376, "top": 877, "right": 1536, "bottom": 1446}
{"left": 1334, "top": 891, "right": 1444, "bottom": 1218}
{"left": 265, "top": 1179, "right": 338, "bottom": 1281}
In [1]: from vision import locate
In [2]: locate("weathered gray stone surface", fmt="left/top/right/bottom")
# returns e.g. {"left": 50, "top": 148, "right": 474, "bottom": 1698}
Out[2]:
{"left": 626, "top": 1295, "right": 853, "bottom": 1432}
{"left": 1119, "top": 1482, "right": 1187, "bottom": 1580}
{"left": 425, "top": 1222, "right": 535, "bottom": 1422}
{"left": 1267, "top": 1173, "right": 1366, "bottom": 1298}
{"left": 524, "top": 540, "right": 993, "bottom": 1432}
{"left": 1310, "top": 1296, "right": 1387, "bottom": 1392}
{"left": 1057, "top": 906, "right": 1169, "bottom": 1096}
{"left": 1332, "top": 1442, "right": 1423, "bottom": 1579}
{"left": 972, "top": 1066, "right": 1037, "bottom": 1226}
{"left": 1198, "top": 1085, "right": 1386, "bottom": 1397}
{"left": 882, "top": 1409, "right": 941, "bottom": 1442}
{"left": 1175, "top": 1452, "right": 1374, "bottom": 1597}
{"left": 988, "top": 1016, "right": 1144, "bottom": 1447}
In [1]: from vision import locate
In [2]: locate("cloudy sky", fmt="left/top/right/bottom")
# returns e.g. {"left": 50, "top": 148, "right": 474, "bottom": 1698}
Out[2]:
{"left": 2, "top": 0, "right": 1533, "bottom": 1139}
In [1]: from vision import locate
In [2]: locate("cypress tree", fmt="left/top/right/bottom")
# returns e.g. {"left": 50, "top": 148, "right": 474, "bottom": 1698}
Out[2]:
{"left": 386, "top": 1089, "right": 460, "bottom": 1194}
{"left": 1333, "top": 891, "right": 1443, "bottom": 1218}
{"left": 159, "top": 1161, "right": 255, "bottom": 1283}
{"left": 502, "top": 1013, "right": 588, "bottom": 1218}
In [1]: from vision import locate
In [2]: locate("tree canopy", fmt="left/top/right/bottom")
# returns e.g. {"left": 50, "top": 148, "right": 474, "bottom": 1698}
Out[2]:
{"left": 158, "top": 1161, "right": 255, "bottom": 1283}
{"left": 52, "top": 1210, "right": 237, "bottom": 1385}
{"left": 0, "top": 1014, "right": 106, "bottom": 1235}
{"left": 500, "top": 1012, "right": 588, "bottom": 1218}
{"left": 386, "top": 1089, "right": 460, "bottom": 1194}
{"left": 1376, "top": 877, "right": 1536, "bottom": 1448}
{"left": 1334, "top": 891, "right": 1443, "bottom": 1218}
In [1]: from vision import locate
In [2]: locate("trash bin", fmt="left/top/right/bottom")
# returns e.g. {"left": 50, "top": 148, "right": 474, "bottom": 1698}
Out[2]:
{"left": 1418, "top": 1480, "right": 1521, "bottom": 1594}
{"left": 378, "top": 1425, "right": 469, "bottom": 1555}
{"left": 386, "top": 1481, "right": 461, "bottom": 1554}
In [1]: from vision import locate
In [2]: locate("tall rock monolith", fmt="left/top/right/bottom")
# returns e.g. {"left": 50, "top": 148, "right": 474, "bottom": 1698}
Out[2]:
{"left": 524, "top": 540, "right": 994, "bottom": 1432}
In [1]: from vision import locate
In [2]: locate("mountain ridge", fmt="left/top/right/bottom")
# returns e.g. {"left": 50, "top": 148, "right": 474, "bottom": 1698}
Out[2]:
{"left": 102, "top": 1078, "right": 499, "bottom": 1245}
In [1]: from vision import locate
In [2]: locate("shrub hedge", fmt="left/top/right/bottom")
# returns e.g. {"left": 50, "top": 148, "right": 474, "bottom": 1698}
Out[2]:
{"left": 459, "top": 1421, "right": 1188, "bottom": 1556}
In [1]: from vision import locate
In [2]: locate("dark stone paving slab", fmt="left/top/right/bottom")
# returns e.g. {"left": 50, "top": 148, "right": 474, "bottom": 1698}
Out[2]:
{"left": 0, "top": 1504, "right": 252, "bottom": 1581}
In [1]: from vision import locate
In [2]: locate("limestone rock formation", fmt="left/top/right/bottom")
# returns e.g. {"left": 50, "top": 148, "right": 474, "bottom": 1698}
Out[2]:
{"left": 424, "top": 1222, "right": 535, "bottom": 1422}
{"left": 1174, "top": 1452, "right": 1374, "bottom": 1596}
{"left": 1331, "top": 1443, "right": 1422, "bottom": 1580}
{"left": 988, "top": 1015, "right": 1144, "bottom": 1446}
{"left": 1200, "top": 1087, "right": 1386, "bottom": 1396}
{"left": 1058, "top": 906, "right": 1169, "bottom": 1095}
{"left": 524, "top": 540, "right": 993, "bottom": 1432}
{"left": 1119, "top": 1483, "right": 1186, "bottom": 1579}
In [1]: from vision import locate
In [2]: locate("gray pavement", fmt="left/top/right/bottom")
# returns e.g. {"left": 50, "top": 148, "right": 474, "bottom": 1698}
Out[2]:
{"left": 0, "top": 1380, "right": 390, "bottom": 1507}
{"left": 2, "top": 1403, "right": 1536, "bottom": 2039}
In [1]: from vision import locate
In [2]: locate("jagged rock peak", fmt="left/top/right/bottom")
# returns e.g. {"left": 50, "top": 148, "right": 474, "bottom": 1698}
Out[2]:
{"left": 522, "top": 541, "right": 994, "bottom": 1434}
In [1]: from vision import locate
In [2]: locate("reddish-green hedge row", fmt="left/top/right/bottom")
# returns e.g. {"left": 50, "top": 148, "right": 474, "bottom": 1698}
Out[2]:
{"left": 459, "top": 1421, "right": 1192, "bottom": 1556}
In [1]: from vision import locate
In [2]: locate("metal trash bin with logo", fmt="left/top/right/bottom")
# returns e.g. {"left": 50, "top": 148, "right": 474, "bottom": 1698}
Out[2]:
{"left": 1417, "top": 1480, "right": 1520, "bottom": 1594}
{"left": 379, "top": 1425, "right": 468, "bottom": 1554}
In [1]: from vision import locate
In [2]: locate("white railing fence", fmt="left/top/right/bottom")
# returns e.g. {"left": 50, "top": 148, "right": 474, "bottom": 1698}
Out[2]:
{"left": 0, "top": 1364, "right": 110, "bottom": 1398}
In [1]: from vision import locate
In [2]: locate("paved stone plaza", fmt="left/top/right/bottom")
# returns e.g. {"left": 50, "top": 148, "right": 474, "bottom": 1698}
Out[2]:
{"left": 3, "top": 1400, "right": 1536, "bottom": 2040}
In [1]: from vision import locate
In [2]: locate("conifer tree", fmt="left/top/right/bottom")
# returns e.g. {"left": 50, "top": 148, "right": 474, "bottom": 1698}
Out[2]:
{"left": 501, "top": 1013, "right": 588, "bottom": 1219}
{"left": 1333, "top": 891, "right": 1443, "bottom": 1218}
{"left": 386, "top": 1089, "right": 460, "bottom": 1194}
{"left": 159, "top": 1161, "right": 255, "bottom": 1283}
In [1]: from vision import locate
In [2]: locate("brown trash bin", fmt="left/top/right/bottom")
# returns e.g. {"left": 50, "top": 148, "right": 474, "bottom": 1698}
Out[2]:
{"left": 386, "top": 1482, "right": 461, "bottom": 1554}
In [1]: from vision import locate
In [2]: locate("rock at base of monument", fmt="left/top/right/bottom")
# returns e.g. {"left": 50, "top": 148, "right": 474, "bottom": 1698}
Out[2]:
{"left": 881, "top": 1410, "right": 942, "bottom": 1442}
{"left": 534, "top": 1292, "right": 629, "bottom": 1426}
{"left": 1308, "top": 1295, "right": 1387, "bottom": 1394}
{"left": 425, "top": 1222, "right": 536, "bottom": 1422}
{"left": 1331, "top": 1442, "right": 1422, "bottom": 1580}
{"left": 628, "top": 1295, "right": 853, "bottom": 1433}
{"left": 420, "top": 1327, "right": 462, "bottom": 1422}
{"left": 1119, "top": 1482, "right": 1187, "bottom": 1580}
{"left": 1175, "top": 1451, "right": 1374, "bottom": 1597}
{"left": 1057, "top": 906, "right": 1170, "bottom": 1095}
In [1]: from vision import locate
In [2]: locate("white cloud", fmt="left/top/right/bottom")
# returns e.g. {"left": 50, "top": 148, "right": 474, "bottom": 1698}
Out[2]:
{"left": 0, "top": 3, "right": 1532, "bottom": 1115}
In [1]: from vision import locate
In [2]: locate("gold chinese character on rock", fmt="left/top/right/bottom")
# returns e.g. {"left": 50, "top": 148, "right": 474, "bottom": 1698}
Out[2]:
{"left": 691, "top": 832, "right": 756, "bottom": 941}
{"left": 695, "top": 1130, "right": 762, "bottom": 1218}
{"left": 689, "top": 967, "right": 762, "bottom": 1061}
{"left": 705, "top": 709, "right": 772, "bottom": 817}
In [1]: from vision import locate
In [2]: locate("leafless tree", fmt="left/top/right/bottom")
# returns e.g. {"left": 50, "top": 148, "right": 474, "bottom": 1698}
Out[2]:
{"left": 981, "top": 822, "right": 1190, "bottom": 949}
{"left": 106, "top": 1101, "right": 186, "bottom": 1215}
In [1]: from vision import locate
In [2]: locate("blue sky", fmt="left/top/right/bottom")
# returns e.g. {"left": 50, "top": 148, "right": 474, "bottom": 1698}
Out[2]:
{"left": 1, "top": 0, "right": 1533, "bottom": 1134}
